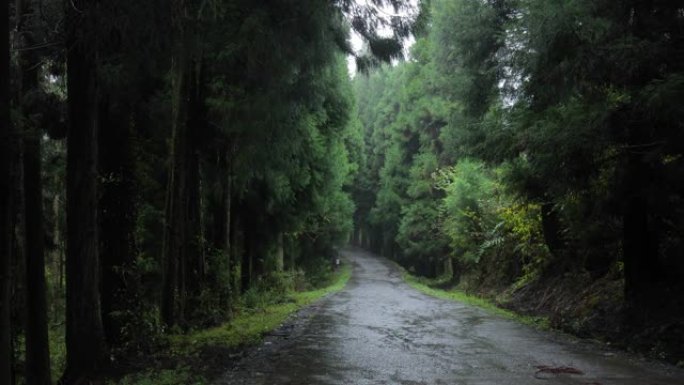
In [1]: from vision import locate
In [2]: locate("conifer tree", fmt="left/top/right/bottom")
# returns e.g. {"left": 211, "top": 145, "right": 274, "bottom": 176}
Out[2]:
{"left": 63, "top": 0, "right": 108, "bottom": 380}
{"left": 0, "top": 0, "right": 14, "bottom": 382}
{"left": 17, "top": 0, "right": 52, "bottom": 381}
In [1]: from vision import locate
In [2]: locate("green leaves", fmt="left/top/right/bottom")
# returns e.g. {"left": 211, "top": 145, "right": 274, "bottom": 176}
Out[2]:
{"left": 437, "top": 160, "right": 494, "bottom": 263}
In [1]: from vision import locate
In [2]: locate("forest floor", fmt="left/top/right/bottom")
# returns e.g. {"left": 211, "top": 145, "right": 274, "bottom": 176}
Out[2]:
{"left": 218, "top": 248, "right": 684, "bottom": 384}
{"left": 107, "top": 264, "right": 352, "bottom": 385}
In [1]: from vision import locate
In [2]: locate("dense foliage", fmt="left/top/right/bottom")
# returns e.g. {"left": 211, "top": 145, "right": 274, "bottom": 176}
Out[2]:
{"left": 352, "top": 0, "right": 684, "bottom": 359}
{"left": 0, "top": 0, "right": 420, "bottom": 383}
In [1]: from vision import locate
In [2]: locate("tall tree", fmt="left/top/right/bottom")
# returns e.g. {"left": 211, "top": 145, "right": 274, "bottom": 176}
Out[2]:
{"left": 505, "top": 0, "right": 684, "bottom": 304}
{"left": 95, "top": 0, "right": 171, "bottom": 346}
{"left": 161, "top": 0, "right": 203, "bottom": 327}
{"left": 17, "top": 0, "right": 52, "bottom": 382}
{"left": 22, "top": 128, "right": 52, "bottom": 385}
{"left": 62, "top": 0, "right": 108, "bottom": 380}
{"left": 0, "top": 0, "right": 14, "bottom": 382}
{"left": 98, "top": 95, "right": 136, "bottom": 347}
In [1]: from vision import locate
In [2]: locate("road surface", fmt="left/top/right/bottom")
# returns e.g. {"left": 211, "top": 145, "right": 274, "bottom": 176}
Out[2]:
{"left": 218, "top": 248, "right": 684, "bottom": 384}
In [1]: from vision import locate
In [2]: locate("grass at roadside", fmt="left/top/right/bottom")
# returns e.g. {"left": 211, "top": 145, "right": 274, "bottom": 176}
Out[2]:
{"left": 169, "top": 263, "right": 352, "bottom": 354}
{"left": 115, "top": 262, "right": 352, "bottom": 385}
{"left": 402, "top": 271, "right": 549, "bottom": 330}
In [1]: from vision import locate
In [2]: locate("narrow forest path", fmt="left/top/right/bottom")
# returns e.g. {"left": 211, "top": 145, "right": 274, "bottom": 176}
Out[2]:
{"left": 218, "top": 248, "right": 684, "bottom": 385}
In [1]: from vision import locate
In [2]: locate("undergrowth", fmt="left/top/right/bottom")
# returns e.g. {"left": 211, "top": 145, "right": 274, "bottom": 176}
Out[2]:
{"left": 112, "top": 262, "right": 352, "bottom": 385}
{"left": 169, "top": 263, "right": 352, "bottom": 354}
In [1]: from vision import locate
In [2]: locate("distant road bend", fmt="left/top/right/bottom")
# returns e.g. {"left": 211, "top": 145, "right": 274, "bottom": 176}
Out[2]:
{"left": 220, "top": 248, "right": 684, "bottom": 385}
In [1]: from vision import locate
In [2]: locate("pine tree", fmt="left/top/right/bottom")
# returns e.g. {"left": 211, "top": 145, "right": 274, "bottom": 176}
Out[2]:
{"left": 0, "top": 0, "right": 14, "bottom": 382}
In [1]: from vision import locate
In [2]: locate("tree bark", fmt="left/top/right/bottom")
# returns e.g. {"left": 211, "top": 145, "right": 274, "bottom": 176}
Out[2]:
{"left": 17, "top": 0, "right": 52, "bottom": 381}
{"left": 62, "top": 0, "right": 108, "bottom": 380}
{"left": 162, "top": 31, "right": 204, "bottom": 327}
{"left": 443, "top": 256, "right": 454, "bottom": 280}
{"left": 241, "top": 223, "right": 253, "bottom": 292}
{"left": 622, "top": 155, "right": 659, "bottom": 308}
{"left": 98, "top": 97, "right": 136, "bottom": 347}
{"left": 224, "top": 151, "right": 232, "bottom": 289}
{"left": 161, "top": 46, "right": 188, "bottom": 327}
{"left": 184, "top": 59, "right": 204, "bottom": 321}
{"left": 540, "top": 202, "right": 564, "bottom": 260}
{"left": 230, "top": 200, "right": 240, "bottom": 294}
{"left": 23, "top": 136, "right": 52, "bottom": 385}
{"left": 208, "top": 150, "right": 227, "bottom": 251}
{"left": 275, "top": 233, "right": 284, "bottom": 272}
{"left": 288, "top": 237, "right": 295, "bottom": 273}
{"left": 1, "top": 0, "right": 15, "bottom": 381}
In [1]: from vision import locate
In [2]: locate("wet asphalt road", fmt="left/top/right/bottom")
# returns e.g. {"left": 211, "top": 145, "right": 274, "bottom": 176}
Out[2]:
{"left": 219, "top": 248, "right": 684, "bottom": 385}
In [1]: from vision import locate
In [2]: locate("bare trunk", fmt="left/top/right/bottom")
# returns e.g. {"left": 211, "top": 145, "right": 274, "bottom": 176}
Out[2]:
{"left": 98, "top": 97, "right": 136, "bottom": 347}
{"left": 23, "top": 136, "right": 52, "bottom": 385}
{"left": 1, "top": 0, "right": 15, "bottom": 381}
{"left": 18, "top": 0, "right": 52, "bottom": 381}
{"left": 51, "top": 193, "right": 62, "bottom": 291}
{"left": 622, "top": 155, "right": 659, "bottom": 309}
{"left": 287, "top": 236, "right": 295, "bottom": 272}
{"left": 540, "top": 202, "right": 564, "bottom": 259}
{"left": 160, "top": 150, "right": 177, "bottom": 327}
{"left": 162, "top": 34, "right": 205, "bottom": 327}
{"left": 275, "top": 233, "right": 284, "bottom": 272}
{"left": 224, "top": 155, "right": 232, "bottom": 289}
{"left": 12, "top": 153, "right": 26, "bottom": 335}
{"left": 241, "top": 220, "right": 253, "bottom": 292}
{"left": 161, "top": 45, "right": 189, "bottom": 327}
{"left": 230, "top": 201, "right": 240, "bottom": 294}
{"left": 444, "top": 256, "right": 454, "bottom": 280}
{"left": 184, "top": 59, "right": 203, "bottom": 321}
{"left": 62, "top": 0, "right": 108, "bottom": 380}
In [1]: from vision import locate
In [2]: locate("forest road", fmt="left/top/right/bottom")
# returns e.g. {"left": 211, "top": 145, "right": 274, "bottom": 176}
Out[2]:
{"left": 218, "top": 248, "right": 684, "bottom": 385}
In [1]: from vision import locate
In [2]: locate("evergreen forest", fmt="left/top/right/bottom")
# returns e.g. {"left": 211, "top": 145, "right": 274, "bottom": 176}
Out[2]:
{"left": 1, "top": 0, "right": 683, "bottom": 384}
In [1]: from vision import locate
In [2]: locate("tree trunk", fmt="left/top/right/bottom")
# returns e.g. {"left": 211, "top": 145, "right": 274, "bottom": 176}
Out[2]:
{"left": 160, "top": 161, "right": 176, "bottom": 327}
{"left": 1, "top": 0, "right": 15, "bottom": 381}
{"left": 230, "top": 200, "right": 240, "bottom": 294}
{"left": 98, "top": 97, "right": 136, "bottom": 347}
{"left": 241, "top": 219, "right": 253, "bottom": 292}
{"left": 184, "top": 59, "right": 204, "bottom": 322}
{"left": 23, "top": 136, "right": 52, "bottom": 385}
{"left": 622, "top": 155, "right": 659, "bottom": 308}
{"left": 224, "top": 153, "right": 232, "bottom": 287}
{"left": 12, "top": 151, "right": 26, "bottom": 337}
{"left": 275, "top": 233, "right": 284, "bottom": 272}
{"left": 443, "top": 256, "right": 454, "bottom": 280}
{"left": 162, "top": 32, "right": 206, "bottom": 327}
{"left": 17, "top": 0, "right": 52, "bottom": 381}
{"left": 161, "top": 46, "right": 189, "bottom": 327}
{"left": 51, "top": 193, "right": 62, "bottom": 293}
{"left": 208, "top": 150, "right": 227, "bottom": 251}
{"left": 540, "top": 202, "right": 565, "bottom": 260}
{"left": 287, "top": 236, "right": 296, "bottom": 272}
{"left": 184, "top": 134, "right": 201, "bottom": 321}
{"left": 62, "top": 0, "right": 108, "bottom": 380}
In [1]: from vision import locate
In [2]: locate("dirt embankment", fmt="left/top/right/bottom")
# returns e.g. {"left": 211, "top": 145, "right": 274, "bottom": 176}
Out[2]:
{"left": 495, "top": 274, "right": 684, "bottom": 366}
